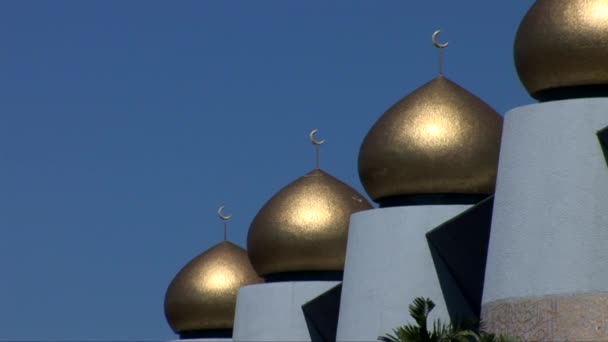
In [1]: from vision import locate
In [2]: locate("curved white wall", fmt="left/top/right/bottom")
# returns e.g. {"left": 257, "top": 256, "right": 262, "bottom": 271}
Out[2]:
{"left": 336, "top": 205, "right": 471, "bottom": 342}
{"left": 484, "top": 99, "right": 608, "bottom": 303}
{"left": 232, "top": 281, "right": 339, "bottom": 342}
{"left": 482, "top": 99, "right": 608, "bottom": 340}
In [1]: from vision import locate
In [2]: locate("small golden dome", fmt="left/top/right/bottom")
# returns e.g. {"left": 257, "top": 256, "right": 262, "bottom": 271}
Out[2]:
{"left": 358, "top": 76, "right": 502, "bottom": 203}
{"left": 248, "top": 169, "right": 372, "bottom": 277}
{"left": 515, "top": 0, "right": 608, "bottom": 99}
{"left": 164, "top": 241, "right": 262, "bottom": 334}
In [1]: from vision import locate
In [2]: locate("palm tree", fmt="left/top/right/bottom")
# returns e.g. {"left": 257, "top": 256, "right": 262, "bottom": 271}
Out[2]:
{"left": 378, "top": 297, "right": 515, "bottom": 342}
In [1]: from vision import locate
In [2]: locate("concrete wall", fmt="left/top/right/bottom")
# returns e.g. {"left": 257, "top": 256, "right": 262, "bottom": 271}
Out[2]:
{"left": 336, "top": 205, "right": 472, "bottom": 342}
{"left": 232, "top": 281, "right": 339, "bottom": 342}
{"left": 482, "top": 99, "right": 608, "bottom": 341}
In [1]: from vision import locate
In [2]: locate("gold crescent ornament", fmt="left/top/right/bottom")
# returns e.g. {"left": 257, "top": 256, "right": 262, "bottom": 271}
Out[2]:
{"left": 309, "top": 129, "right": 325, "bottom": 145}
{"left": 432, "top": 30, "right": 449, "bottom": 49}
{"left": 217, "top": 206, "right": 231, "bottom": 221}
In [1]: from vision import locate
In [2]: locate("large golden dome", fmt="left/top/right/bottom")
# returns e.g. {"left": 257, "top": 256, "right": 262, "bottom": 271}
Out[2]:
{"left": 515, "top": 0, "right": 608, "bottom": 99}
{"left": 164, "top": 241, "right": 262, "bottom": 334}
{"left": 358, "top": 76, "right": 503, "bottom": 203}
{"left": 248, "top": 169, "right": 372, "bottom": 277}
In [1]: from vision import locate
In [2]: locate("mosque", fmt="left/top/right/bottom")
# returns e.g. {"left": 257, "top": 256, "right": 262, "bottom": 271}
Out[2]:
{"left": 163, "top": 1, "right": 608, "bottom": 341}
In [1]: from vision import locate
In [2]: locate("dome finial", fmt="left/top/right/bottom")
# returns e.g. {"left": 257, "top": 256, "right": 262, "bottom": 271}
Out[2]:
{"left": 217, "top": 205, "right": 231, "bottom": 241}
{"left": 432, "top": 30, "right": 449, "bottom": 76}
{"left": 309, "top": 129, "right": 325, "bottom": 169}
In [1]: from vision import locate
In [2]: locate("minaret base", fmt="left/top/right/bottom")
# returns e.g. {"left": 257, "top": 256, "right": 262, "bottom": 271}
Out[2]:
{"left": 336, "top": 205, "right": 472, "bottom": 342}
{"left": 482, "top": 99, "right": 608, "bottom": 341}
{"left": 232, "top": 281, "right": 339, "bottom": 341}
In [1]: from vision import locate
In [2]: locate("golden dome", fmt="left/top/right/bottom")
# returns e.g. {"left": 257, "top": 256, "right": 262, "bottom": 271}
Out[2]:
{"left": 515, "top": 0, "right": 608, "bottom": 99}
{"left": 164, "top": 241, "right": 262, "bottom": 334}
{"left": 358, "top": 76, "right": 503, "bottom": 203}
{"left": 248, "top": 169, "right": 372, "bottom": 277}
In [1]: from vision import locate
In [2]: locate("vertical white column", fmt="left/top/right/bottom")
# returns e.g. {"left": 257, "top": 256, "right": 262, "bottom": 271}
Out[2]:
{"left": 232, "top": 281, "right": 339, "bottom": 342}
{"left": 336, "top": 205, "right": 472, "bottom": 342}
{"left": 482, "top": 99, "right": 608, "bottom": 341}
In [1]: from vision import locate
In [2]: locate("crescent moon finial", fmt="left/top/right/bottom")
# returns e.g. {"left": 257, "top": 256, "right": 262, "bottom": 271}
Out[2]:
{"left": 432, "top": 30, "right": 448, "bottom": 76}
{"left": 309, "top": 129, "right": 324, "bottom": 169}
{"left": 218, "top": 205, "right": 231, "bottom": 241}
{"left": 432, "top": 30, "right": 449, "bottom": 49}
{"left": 218, "top": 205, "right": 231, "bottom": 221}
{"left": 309, "top": 129, "right": 325, "bottom": 146}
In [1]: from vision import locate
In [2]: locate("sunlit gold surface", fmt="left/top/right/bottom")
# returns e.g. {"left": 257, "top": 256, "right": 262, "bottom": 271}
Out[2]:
{"left": 358, "top": 76, "right": 503, "bottom": 202}
{"left": 515, "top": 0, "right": 608, "bottom": 99}
{"left": 248, "top": 169, "right": 372, "bottom": 276}
{"left": 164, "top": 241, "right": 262, "bottom": 333}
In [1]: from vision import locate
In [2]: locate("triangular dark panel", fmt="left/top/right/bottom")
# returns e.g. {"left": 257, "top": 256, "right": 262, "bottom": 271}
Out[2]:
{"left": 426, "top": 196, "right": 494, "bottom": 322}
{"left": 597, "top": 126, "right": 608, "bottom": 166}
{"left": 301, "top": 284, "right": 342, "bottom": 342}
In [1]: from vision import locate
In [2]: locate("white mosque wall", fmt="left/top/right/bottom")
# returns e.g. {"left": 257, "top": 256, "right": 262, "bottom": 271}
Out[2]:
{"left": 336, "top": 205, "right": 472, "bottom": 342}
{"left": 232, "top": 281, "right": 339, "bottom": 342}
{"left": 482, "top": 98, "right": 608, "bottom": 340}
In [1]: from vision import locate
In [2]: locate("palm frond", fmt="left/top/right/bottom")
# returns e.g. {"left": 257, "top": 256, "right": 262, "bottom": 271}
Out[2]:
{"left": 379, "top": 325, "right": 424, "bottom": 342}
{"left": 429, "top": 319, "right": 479, "bottom": 342}
{"left": 395, "top": 324, "right": 425, "bottom": 341}
{"left": 429, "top": 318, "right": 453, "bottom": 340}
{"left": 478, "top": 332, "right": 518, "bottom": 342}
{"left": 378, "top": 297, "right": 520, "bottom": 342}
{"left": 408, "top": 297, "right": 435, "bottom": 338}
{"left": 378, "top": 332, "right": 400, "bottom": 342}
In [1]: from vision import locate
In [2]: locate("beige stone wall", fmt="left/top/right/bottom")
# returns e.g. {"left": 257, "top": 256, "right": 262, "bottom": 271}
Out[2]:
{"left": 482, "top": 294, "right": 608, "bottom": 341}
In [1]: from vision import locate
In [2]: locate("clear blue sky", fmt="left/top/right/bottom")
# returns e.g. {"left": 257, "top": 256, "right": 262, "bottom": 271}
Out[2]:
{"left": 0, "top": 1, "right": 533, "bottom": 340}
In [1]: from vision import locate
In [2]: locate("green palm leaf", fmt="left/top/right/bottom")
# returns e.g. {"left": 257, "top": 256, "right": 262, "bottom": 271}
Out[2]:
{"left": 378, "top": 297, "right": 519, "bottom": 342}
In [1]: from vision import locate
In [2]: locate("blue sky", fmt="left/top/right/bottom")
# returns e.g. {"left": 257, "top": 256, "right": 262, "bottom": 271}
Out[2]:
{"left": 0, "top": 1, "right": 533, "bottom": 340}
